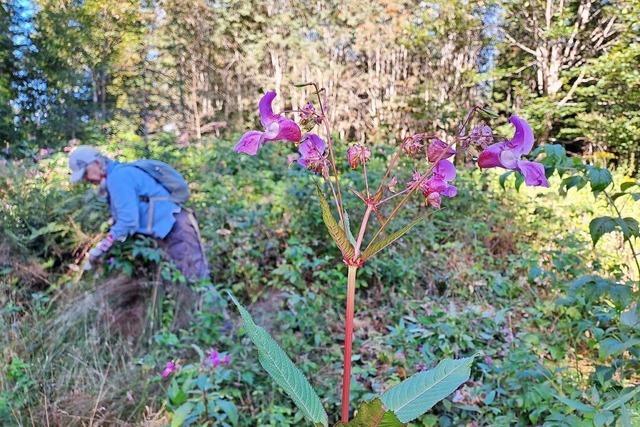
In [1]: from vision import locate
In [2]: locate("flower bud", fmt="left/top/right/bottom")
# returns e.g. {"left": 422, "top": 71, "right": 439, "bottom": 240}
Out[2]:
{"left": 347, "top": 144, "right": 371, "bottom": 169}
{"left": 401, "top": 135, "right": 425, "bottom": 157}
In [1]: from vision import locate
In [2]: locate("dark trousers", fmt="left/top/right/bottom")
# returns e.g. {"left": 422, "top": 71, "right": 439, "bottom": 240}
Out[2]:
{"left": 159, "top": 209, "right": 210, "bottom": 281}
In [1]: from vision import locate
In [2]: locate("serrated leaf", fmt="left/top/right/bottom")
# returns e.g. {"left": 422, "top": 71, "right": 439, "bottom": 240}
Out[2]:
{"left": 380, "top": 357, "right": 473, "bottom": 423}
{"left": 553, "top": 395, "right": 595, "bottom": 413}
{"left": 587, "top": 167, "right": 613, "bottom": 192}
{"left": 315, "top": 182, "right": 355, "bottom": 259}
{"left": 602, "top": 387, "right": 640, "bottom": 410}
{"left": 228, "top": 293, "right": 328, "bottom": 426}
{"left": 589, "top": 217, "right": 617, "bottom": 245}
{"left": 337, "top": 399, "right": 404, "bottom": 427}
{"left": 361, "top": 214, "right": 427, "bottom": 261}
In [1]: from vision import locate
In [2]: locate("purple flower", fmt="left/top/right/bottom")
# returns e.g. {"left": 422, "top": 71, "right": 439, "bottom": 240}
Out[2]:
{"left": 161, "top": 360, "right": 178, "bottom": 378}
{"left": 234, "top": 91, "right": 302, "bottom": 156}
{"left": 409, "top": 159, "right": 457, "bottom": 208}
{"left": 477, "top": 115, "right": 549, "bottom": 187}
{"left": 426, "top": 139, "right": 456, "bottom": 163}
{"left": 347, "top": 144, "right": 371, "bottom": 169}
{"left": 206, "top": 348, "right": 232, "bottom": 368}
{"left": 298, "top": 133, "right": 329, "bottom": 175}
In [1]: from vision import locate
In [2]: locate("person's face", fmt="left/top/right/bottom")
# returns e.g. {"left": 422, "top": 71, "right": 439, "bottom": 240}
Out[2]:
{"left": 84, "top": 161, "right": 105, "bottom": 185}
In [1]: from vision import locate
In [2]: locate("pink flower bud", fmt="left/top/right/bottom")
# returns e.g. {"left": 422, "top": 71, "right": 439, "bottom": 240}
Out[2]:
{"left": 426, "top": 192, "right": 441, "bottom": 208}
{"left": 347, "top": 144, "right": 371, "bottom": 169}
{"left": 401, "top": 135, "right": 425, "bottom": 157}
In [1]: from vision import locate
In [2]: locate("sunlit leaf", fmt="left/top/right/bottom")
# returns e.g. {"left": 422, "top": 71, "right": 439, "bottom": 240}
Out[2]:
{"left": 315, "top": 182, "right": 355, "bottom": 259}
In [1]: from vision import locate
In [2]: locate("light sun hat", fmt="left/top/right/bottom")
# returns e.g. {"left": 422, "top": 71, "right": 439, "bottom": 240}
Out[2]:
{"left": 68, "top": 145, "right": 102, "bottom": 183}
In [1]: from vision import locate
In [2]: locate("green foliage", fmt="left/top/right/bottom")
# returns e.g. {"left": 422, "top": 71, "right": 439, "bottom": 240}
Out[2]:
{"left": 380, "top": 357, "right": 474, "bottom": 423}
{"left": 316, "top": 182, "right": 355, "bottom": 260}
{"left": 336, "top": 399, "right": 403, "bottom": 427}
{"left": 228, "top": 292, "right": 328, "bottom": 427}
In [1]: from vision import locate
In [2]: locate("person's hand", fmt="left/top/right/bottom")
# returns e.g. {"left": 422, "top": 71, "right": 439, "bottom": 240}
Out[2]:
{"left": 87, "top": 233, "right": 115, "bottom": 263}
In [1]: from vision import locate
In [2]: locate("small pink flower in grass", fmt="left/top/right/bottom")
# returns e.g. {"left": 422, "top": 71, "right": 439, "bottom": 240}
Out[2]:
{"left": 161, "top": 360, "right": 178, "bottom": 378}
{"left": 234, "top": 91, "right": 302, "bottom": 156}
{"left": 426, "top": 139, "right": 456, "bottom": 163}
{"left": 408, "top": 159, "right": 457, "bottom": 208}
{"left": 298, "top": 133, "right": 329, "bottom": 176}
{"left": 206, "top": 348, "right": 232, "bottom": 368}
{"left": 477, "top": 115, "right": 549, "bottom": 187}
{"left": 347, "top": 144, "right": 371, "bottom": 169}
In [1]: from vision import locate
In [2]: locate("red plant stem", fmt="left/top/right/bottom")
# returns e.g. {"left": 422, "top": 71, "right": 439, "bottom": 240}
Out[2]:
{"left": 341, "top": 264, "right": 358, "bottom": 422}
{"left": 340, "top": 204, "right": 372, "bottom": 422}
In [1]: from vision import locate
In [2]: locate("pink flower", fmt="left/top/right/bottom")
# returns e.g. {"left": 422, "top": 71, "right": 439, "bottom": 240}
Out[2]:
{"left": 234, "top": 91, "right": 302, "bottom": 156}
{"left": 298, "top": 133, "right": 329, "bottom": 175}
{"left": 347, "top": 144, "right": 371, "bottom": 169}
{"left": 409, "top": 159, "right": 457, "bottom": 208}
{"left": 477, "top": 115, "right": 549, "bottom": 187}
{"left": 161, "top": 360, "right": 178, "bottom": 378}
{"left": 206, "top": 348, "right": 232, "bottom": 368}
{"left": 426, "top": 139, "right": 456, "bottom": 163}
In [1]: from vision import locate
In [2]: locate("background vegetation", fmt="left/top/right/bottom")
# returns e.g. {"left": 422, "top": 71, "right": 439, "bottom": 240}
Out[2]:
{"left": 1, "top": 0, "right": 639, "bottom": 425}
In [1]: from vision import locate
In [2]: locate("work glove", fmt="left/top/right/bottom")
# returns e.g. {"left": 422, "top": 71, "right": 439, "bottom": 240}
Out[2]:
{"left": 87, "top": 233, "right": 116, "bottom": 263}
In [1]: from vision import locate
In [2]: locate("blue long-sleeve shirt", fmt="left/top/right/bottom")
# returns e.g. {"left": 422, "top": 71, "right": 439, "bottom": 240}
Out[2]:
{"left": 105, "top": 160, "right": 180, "bottom": 240}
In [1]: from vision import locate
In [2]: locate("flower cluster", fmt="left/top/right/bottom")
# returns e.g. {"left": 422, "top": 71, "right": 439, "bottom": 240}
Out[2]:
{"left": 234, "top": 90, "right": 549, "bottom": 214}
{"left": 205, "top": 348, "right": 232, "bottom": 368}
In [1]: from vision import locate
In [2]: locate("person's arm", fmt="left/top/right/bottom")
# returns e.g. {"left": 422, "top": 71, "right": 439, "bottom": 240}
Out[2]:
{"left": 85, "top": 169, "right": 139, "bottom": 268}
{"left": 107, "top": 168, "right": 140, "bottom": 240}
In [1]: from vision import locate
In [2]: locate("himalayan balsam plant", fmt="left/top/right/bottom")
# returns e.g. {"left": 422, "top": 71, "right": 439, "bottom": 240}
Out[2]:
{"left": 230, "top": 82, "right": 549, "bottom": 426}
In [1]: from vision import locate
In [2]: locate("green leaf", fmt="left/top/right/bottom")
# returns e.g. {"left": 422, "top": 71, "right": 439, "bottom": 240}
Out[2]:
{"left": 560, "top": 175, "right": 588, "bottom": 194}
{"left": 337, "top": 399, "right": 404, "bottom": 427}
{"left": 361, "top": 214, "right": 427, "bottom": 261}
{"left": 514, "top": 173, "right": 524, "bottom": 191}
{"left": 171, "top": 402, "right": 194, "bottom": 427}
{"left": 599, "top": 338, "right": 640, "bottom": 358}
{"left": 589, "top": 217, "right": 617, "bottom": 246}
{"left": 617, "top": 217, "right": 640, "bottom": 239}
{"left": 380, "top": 357, "right": 474, "bottom": 423}
{"left": 315, "top": 182, "right": 355, "bottom": 259}
{"left": 553, "top": 395, "right": 596, "bottom": 413}
{"left": 587, "top": 167, "right": 613, "bottom": 192}
{"left": 499, "top": 171, "right": 513, "bottom": 190}
{"left": 341, "top": 211, "right": 358, "bottom": 247}
{"left": 602, "top": 387, "right": 640, "bottom": 411}
{"left": 593, "top": 410, "right": 614, "bottom": 427}
{"left": 620, "top": 181, "right": 637, "bottom": 192}
{"left": 620, "top": 404, "right": 632, "bottom": 427}
{"left": 228, "top": 293, "right": 328, "bottom": 427}
{"left": 621, "top": 303, "right": 640, "bottom": 328}
{"left": 215, "top": 399, "right": 239, "bottom": 425}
